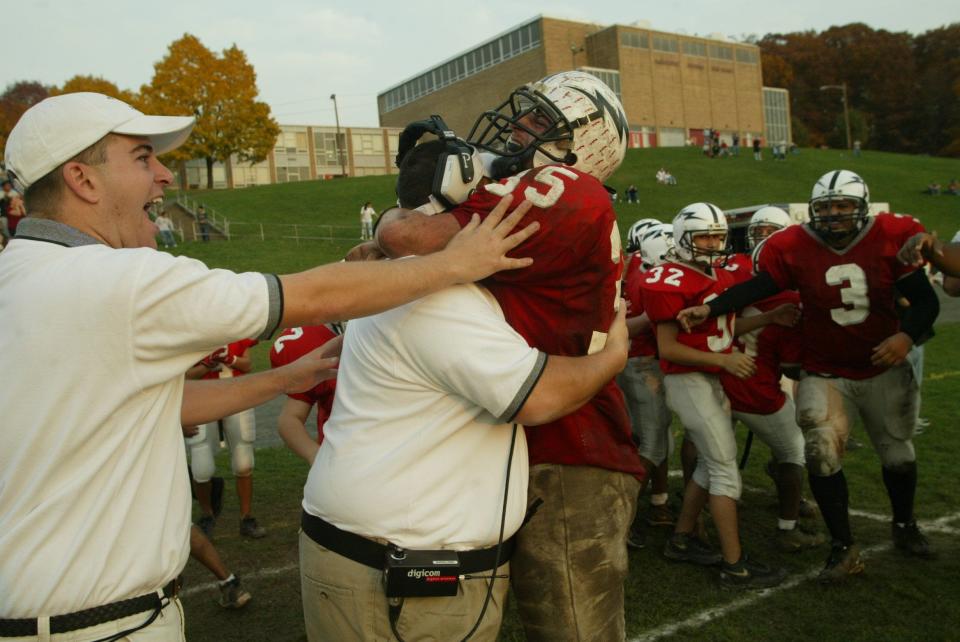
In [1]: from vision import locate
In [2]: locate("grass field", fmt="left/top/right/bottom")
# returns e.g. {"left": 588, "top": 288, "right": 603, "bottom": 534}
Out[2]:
{"left": 169, "top": 147, "right": 960, "bottom": 640}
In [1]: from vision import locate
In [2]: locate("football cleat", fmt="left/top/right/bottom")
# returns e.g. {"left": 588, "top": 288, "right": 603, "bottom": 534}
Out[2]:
{"left": 664, "top": 532, "right": 722, "bottom": 566}
{"left": 817, "top": 543, "right": 865, "bottom": 584}
{"left": 239, "top": 516, "right": 267, "bottom": 539}
{"left": 720, "top": 554, "right": 787, "bottom": 590}
{"left": 197, "top": 514, "right": 216, "bottom": 538}
{"left": 776, "top": 526, "right": 826, "bottom": 553}
{"left": 892, "top": 521, "right": 937, "bottom": 559}
{"left": 218, "top": 576, "right": 252, "bottom": 609}
{"left": 646, "top": 503, "right": 676, "bottom": 527}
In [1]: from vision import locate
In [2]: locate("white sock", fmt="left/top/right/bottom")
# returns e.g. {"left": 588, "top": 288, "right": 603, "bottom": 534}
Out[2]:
{"left": 778, "top": 518, "right": 797, "bottom": 531}
{"left": 219, "top": 573, "right": 236, "bottom": 586}
{"left": 651, "top": 493, "right": 669, "bottom": 506}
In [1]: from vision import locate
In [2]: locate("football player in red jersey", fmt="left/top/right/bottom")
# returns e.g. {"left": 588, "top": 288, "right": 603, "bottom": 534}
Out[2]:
{"left": 619, "top": 223, "right": 678, "bottom": 549}
{"left": 269, "top": 324, "right": 343, "bottom": 464}
{"left": 722, "top": 230, "right": 825, "bottom": 553}
{"left": 643, "top": 203, "right": 792, "bottom": 590}
{"left": 679, "top": 170, "right": 941, "bottom": 583}
{"left": 373, "top": 72, "right": 643, "bottom": 641}
{"left": 186, "top": 339, "right": 268, "bottom": 539}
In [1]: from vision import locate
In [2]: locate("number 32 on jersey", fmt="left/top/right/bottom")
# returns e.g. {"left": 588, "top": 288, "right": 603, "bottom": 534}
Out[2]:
{"left": 645, "top": 266, "right": 734, "bottom": 352}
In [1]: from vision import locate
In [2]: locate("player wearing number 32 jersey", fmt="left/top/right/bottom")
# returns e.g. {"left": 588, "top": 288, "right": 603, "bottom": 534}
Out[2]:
{"left": 682, "top": 170, "right": 941, "bottom": 584}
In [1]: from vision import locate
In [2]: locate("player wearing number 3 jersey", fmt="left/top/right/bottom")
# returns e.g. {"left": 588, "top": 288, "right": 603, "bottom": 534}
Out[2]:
{"left": 678, "top": 170, "right": 941, "bottom": 583}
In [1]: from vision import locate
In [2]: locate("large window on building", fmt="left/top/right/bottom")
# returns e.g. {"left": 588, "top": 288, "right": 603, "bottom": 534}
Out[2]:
{"left": 314, "top": 131, "right": 346, "bottom": 169}
{"left": 653, "top": 35, "right": 679, "bottom": 53}
{"left": 736, "top": 48, "right": 759, "bottom": 64}
{"left": 682, "top": 40, "right": 707, "bottom": 57}
{"left": 381, "top": 20, "right": 542, "bottom": 113}
{"left": 620, "top": 31, "right": 649, "bottom": 49}
{"left": 763, "top": 87, "right": 792, "bottom": 144}
{"left": 709, "top": 44, "right": 734, "bottom": 60}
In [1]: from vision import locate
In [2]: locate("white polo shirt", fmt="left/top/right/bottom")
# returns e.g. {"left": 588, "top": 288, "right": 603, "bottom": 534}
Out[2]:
{"left": 304, "top": 282, "right": 546, "bottom": 551}
{"left": 0, "top": 219, "right": 282, "bottom": 618}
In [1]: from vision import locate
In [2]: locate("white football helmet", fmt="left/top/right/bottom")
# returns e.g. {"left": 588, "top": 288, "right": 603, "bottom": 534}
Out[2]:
{"left": 808, "top": 169, "right": 870, "bottom": 242}
{"left": 672, "top": 202, "right": 729, "bottom": 267}
{"left": 639, "top": 223, "right": 675, "bottom": 270}
{"left": 747, "top": 206, "right": 791, "bottom": 249}
{"left": 626, "top": 218, "right": 662, "bottom": 253}
{"left": 468, "top": 70, "right": 628, "bottom": 183}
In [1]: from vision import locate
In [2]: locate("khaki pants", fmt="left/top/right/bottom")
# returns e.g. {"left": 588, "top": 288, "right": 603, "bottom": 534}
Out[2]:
{"left": 511, "top": 464, "right": 640, "bottom": 642}
{"left": 299, "top": 531, "right": 509, "bottom": 642}
{"left": 6, "top": 597, "right": 184, "bottom": 642}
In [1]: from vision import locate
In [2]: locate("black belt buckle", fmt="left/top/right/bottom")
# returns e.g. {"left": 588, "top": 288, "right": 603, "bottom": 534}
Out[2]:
{"left": 384, "top": 546, "right": 460, "bottom": 598}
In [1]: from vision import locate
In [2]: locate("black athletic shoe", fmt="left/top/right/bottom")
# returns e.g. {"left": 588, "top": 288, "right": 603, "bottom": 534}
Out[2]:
{"left": 240, "top": 515, "right": 267, "bottom": 539}
{"left": 211, "top": 477, "right": 225, "bottom": 518}
{"left": 720, "top": 554, "right": 787, "bottom": 590}
{"left": 197, "top": 514, "right": 216, "bottom": 538}
{"left": 817, "top": 542, "right": 864, "bottom": 584}
{"left": 664, "top": 533, "right": 721, "bottom": 566}
{"left": 626, "top": 521, "right": 646, "bottom": 550}
{"left": 892, "top": 521, "right": 937, "bottom": 559}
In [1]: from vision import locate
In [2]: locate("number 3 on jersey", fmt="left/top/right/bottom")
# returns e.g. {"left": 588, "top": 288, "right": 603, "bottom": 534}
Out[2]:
{"left": 825, "top": 264, "right": 869, "bottom": 326}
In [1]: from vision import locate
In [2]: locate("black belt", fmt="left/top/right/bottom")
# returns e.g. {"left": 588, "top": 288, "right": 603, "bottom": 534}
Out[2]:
{"left": 301, "top": 511, "right": 514, "bottom": 574}
{"left": 0, "top": 579, "right": 179, "bottom": 637}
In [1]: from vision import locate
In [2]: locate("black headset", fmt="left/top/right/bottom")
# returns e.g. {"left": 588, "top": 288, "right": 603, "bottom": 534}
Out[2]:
{"left": 395, "top": 115, "right": 481, "bottom": 210}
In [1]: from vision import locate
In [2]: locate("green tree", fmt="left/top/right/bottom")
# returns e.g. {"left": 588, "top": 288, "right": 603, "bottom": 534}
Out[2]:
{"left": 141, "top": 34, "right": 279, "bottom": 188}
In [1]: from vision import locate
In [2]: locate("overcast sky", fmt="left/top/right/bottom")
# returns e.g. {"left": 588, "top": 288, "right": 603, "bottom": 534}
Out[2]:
{"left": 6, "top": 1, "right": 955, "bottom": 127}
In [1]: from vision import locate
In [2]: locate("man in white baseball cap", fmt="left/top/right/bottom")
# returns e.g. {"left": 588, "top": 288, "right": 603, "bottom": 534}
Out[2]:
{"left": 0, "top": 93, "right": 537, "bottom": 639}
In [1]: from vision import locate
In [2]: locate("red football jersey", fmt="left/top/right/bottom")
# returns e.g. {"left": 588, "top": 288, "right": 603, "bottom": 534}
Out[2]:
{"left": 641, "top": 262, "right": 740, "bottom": 375}
{"left": 722, "top": 253, "right": 754, "bottom": 283}
{"left": 200, "top": 338, "right": 258, "bottom": 380}
{"left": 761, "top": 214, "right": 924, "bottom": 379}
{"left": 269, "top": 325, "right": 340, "bottom": 443}
{"left": 721, "top": 289, "right": 802, "bottom": 414}
{"left": 622, "top": 255, "right": 657, "bottom": 358}
{"left": 450, "top": 166, "right": 642, "bottom": 477}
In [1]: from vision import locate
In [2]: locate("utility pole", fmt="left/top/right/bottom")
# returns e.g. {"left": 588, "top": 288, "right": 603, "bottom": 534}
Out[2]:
{"left": 819, "top": 83, "right": 852, "bottom": 150}
{"left": 330, "top": 93, "right": 347, "bottom": 177}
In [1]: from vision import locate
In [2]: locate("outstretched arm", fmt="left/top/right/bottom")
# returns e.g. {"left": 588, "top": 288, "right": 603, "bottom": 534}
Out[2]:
{"left": 677, "top": 272, "right": 782, "bottom": 331}
{"left": 182, "top": 345, "right": 339, "bottom": 426}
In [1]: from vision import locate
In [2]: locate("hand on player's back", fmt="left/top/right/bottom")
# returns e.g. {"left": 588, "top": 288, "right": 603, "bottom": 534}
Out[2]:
{"left": 444, "top": 194, "right": 539, "bottom": 283}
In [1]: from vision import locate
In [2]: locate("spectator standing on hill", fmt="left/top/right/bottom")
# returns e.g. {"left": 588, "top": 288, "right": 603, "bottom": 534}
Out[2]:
{"left": 732, "top": 132, "right": 740, "bottom": 156}
{"left": 753, "top": 137, "right": 762, "bottom": 160}
{"left": 156, "top": 210, "right": 177, "bottom": 248}
{"left": 360, "top": 201, "right": 376, "bottom": 240}
{"left": 627, "top": 184, "right": 638, "bottom": 204}
{"left": 0, "top": 91, "right": 536, "bottom": 638}
{"left": 197, "top": 203, "right": 210, "bottom": 241}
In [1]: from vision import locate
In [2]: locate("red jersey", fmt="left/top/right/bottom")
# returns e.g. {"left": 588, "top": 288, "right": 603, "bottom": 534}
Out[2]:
{"left": 722, "top": 253, "right": 754, "bottom": 283}
{"left": 761, "top": 214, "right": 924, "bottom": 379}
{"left": 622, "top": 255, "right": 657, "bottom": 358}
{"left": 641, "top": 262, "right": 740, "bottom": 375}
{"left": 200, "top": 338, "right": 257, "bottom": 380}
{"left": 721, "top": 289, "right": 802, "bottom": 414}
{"left": 269, "top": 325, "right": 340, "bottom": 443}
{"left": 450, "top": 166, "right": 641, "bottom": 477}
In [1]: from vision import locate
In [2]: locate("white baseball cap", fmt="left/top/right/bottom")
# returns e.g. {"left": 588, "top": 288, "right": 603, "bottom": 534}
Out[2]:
{"left": 4, "top": 92, "right": 195, "bottom": 190}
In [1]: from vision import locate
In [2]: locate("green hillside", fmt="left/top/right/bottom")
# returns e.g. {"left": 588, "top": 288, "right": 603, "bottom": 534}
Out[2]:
{"left": 186, "top": 146, "right": 960, "bottom": 234}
